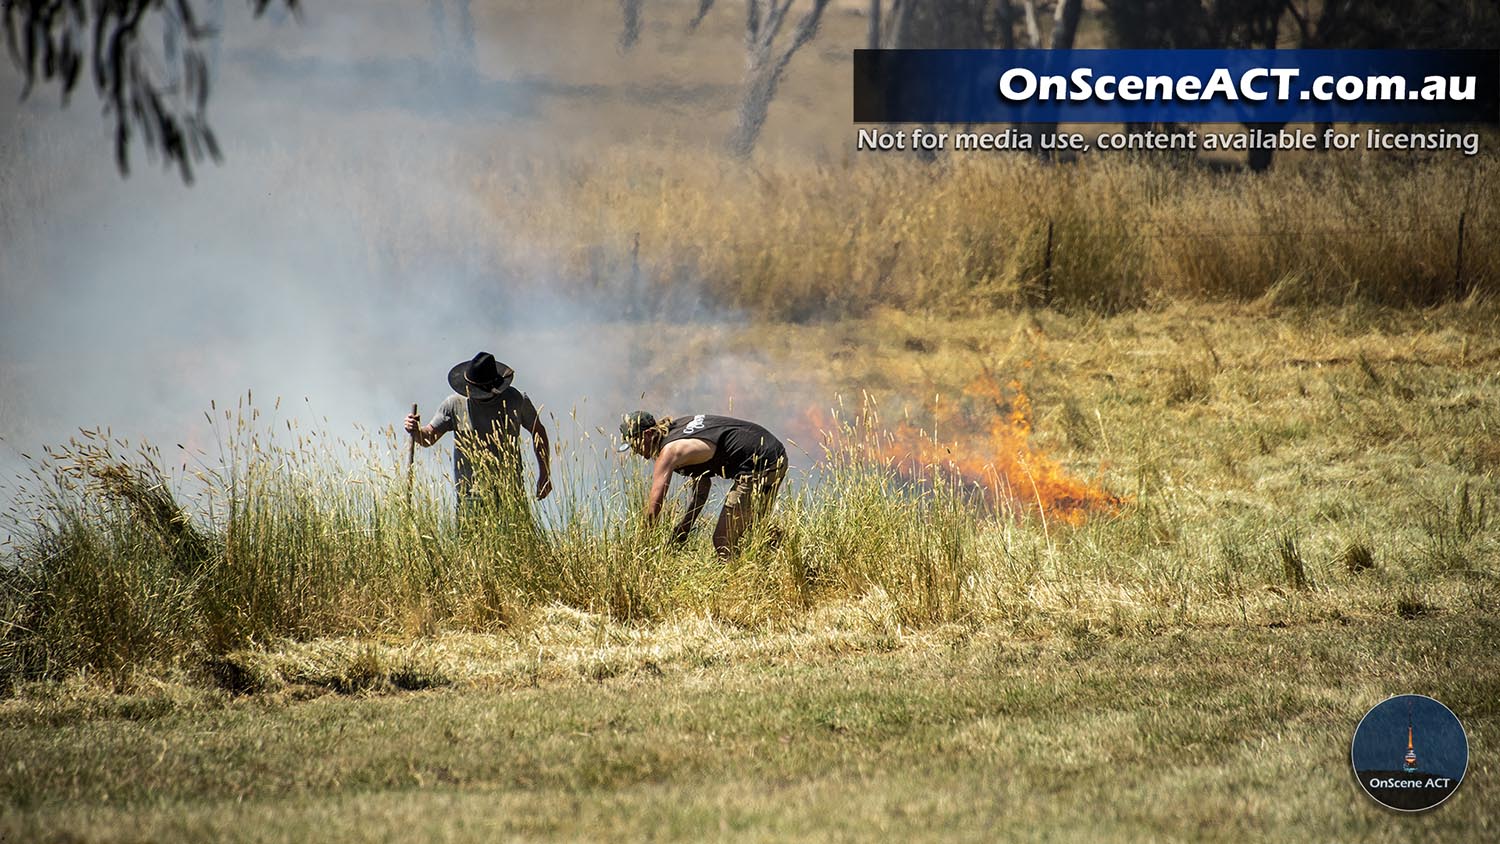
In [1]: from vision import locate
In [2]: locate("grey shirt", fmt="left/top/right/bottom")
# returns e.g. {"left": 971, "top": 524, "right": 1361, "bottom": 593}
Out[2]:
{"left": 428, "top": 388, "right": 540, "bottom": 491}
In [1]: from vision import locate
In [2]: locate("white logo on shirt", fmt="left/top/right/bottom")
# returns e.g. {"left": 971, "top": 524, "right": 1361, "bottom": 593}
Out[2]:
{"left": 683, "top": 414, "right": 706, "bottom": 434}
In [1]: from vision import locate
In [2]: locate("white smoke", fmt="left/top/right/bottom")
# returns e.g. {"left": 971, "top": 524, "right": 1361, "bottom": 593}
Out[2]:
{"left": 0, "top": 1, "right": 816, "bottom": 522}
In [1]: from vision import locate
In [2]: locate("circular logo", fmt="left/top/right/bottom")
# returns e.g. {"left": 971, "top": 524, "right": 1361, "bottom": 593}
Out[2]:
{"left": 1351, "top": 694, "right": 1468, "bottom": 812}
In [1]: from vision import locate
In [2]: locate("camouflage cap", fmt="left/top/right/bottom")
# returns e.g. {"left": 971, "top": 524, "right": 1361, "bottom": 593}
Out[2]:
{"left": 617, "top": 410, "right": 657, "bottom": 453}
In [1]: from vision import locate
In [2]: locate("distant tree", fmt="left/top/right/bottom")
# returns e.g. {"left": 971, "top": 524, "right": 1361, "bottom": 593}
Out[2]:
{"left": 624, "top": 1, "right": 1080, "bottom": 156}
{"left": 3, "top": 0, "right": 300, "bottom": 183}
{"left": 620, "top": 1, "right": 833, "bottom": 158}
{"left": 722, "top": 0, "right": 833, "bottom": 158}
{"left": 681, "top": 1, "right": 834, "bottom": 158}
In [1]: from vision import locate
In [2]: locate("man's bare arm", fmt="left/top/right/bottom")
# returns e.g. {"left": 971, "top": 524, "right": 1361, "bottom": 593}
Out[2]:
{"left": 646, "top": 456, "right": 676, "bottom": 525}
{"left": 672, "top": 475, "right": 712, "bottom": 544}
{"left": 647, "top": 438, "right": 716, "bottom": 525}
{"left": 530, "top": 420, "right": 553, "bottom": 500}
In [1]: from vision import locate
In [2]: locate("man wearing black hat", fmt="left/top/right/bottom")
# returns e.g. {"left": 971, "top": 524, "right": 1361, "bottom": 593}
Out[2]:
{"left": 405, "top": 352, "right": 552, "bottom": 504}
{"left": 618, "top": 410, "right": 786, "bottom": 556}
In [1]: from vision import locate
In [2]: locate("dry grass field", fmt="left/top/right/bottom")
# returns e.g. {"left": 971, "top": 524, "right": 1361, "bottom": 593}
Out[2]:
{"left": 4, "top": 303, "right": 1498, "bottom": 840}
{"left": 3, "top": 612, "right": 1497, "bottom": 842}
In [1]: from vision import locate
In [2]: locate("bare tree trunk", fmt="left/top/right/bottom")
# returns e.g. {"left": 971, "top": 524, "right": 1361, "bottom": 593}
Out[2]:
{"left": 1021, "top": 0, "right": 1042, "bottom": 48}
{"left": 690, "top": 0, "right": 717, "bottom": 30}
{"left": 620, "top": 0, "right": 644, "bottom": 50}
{"left": 205, "top": 0, "right": 225, "bottom": 75}
{"left": 1031, "top": 0, "right": 1083, "bottom": 159}
{"left": 996, "top": 0, "right": 1016, "bottom": 50}
{"left": 1244, "top": 15, "right": 1282, "bottom": 171}
{"left": 867, "top": 0, "right": 881, "bottom": 50}
{"left": 1246, "top": 122, "right": 1284, "bottom": 172}
{"left": 727, "top": 0, "right": 832, "bottom": 159}
{"left": 1049, "top": 0, "right": 1082, "bottom": 50}
{"left": 992, "top": 1, "right": 1018, "bottom": 148}
{"left": 876, "top": 0, "right": 938, "bottom": 160}
{"left": 729, "top": 52, "right": 779, "bottom": 159}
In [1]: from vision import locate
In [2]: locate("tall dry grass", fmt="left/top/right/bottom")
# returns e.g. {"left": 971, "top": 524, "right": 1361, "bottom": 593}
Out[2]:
{"left": 0, "top": 400, "right": 988, "bottom": 683}
{"left": 5, "top": 367, "right": 1493, "bottom": 687}
{"left": 479, "top": 146, "right": 1497, "bottom": 317}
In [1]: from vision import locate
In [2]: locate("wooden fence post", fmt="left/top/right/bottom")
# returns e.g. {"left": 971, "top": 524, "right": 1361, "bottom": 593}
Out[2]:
{"left": 1042, "top": 218, "right": 1055, "bottom": 307}
{"left": 1454, "top": 211, "right": 1467, "bottom": 301}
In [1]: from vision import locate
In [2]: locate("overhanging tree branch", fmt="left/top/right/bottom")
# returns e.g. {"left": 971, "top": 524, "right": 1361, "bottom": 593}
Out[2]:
{"left": 3, "top": 0, "right": 299, "bottom": 184}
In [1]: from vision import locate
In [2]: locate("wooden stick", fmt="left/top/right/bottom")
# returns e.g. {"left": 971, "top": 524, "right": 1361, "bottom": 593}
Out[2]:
{"left": 407, "top": 402, "right": 418, "bottom": 503}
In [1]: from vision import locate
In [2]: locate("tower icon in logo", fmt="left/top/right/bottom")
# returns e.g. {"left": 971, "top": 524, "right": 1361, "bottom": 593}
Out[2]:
{"left": 1352, "top": 694, "right": 1467, "bottom": 812}
{"left": 1402, "top": 701, "right": 1418, "bottom": 773}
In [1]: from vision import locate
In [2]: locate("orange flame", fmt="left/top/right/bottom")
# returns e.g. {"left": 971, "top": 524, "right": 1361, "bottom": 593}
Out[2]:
{"left": 808, "top": 376, "right": 1121, "bottom": 526}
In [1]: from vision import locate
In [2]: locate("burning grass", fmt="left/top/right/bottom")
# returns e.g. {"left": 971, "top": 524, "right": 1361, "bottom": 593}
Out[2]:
{"left": 816, "top": 375, "right": 1123, "bottom": 529}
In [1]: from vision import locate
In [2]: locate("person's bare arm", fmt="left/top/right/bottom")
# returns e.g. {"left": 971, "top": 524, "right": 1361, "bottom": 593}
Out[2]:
{"left": 672, "top": 475, "right": 712, "bottom": 544}
{"left": 404, "top": 412, "right": 444, "bottom": 447}
{"left": 646, "top": 438, "right": 716, "bottom": 525}
{"left": 529, "top": 419, "right": 553, "bottom": 500}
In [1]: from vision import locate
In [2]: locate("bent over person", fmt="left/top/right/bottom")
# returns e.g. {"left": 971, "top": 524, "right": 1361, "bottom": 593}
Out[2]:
{"left": 618, "top": 411, "right": 786, "bottom": 556}
{"left": 405, "top": 352, "right": 552, "bottom": 506}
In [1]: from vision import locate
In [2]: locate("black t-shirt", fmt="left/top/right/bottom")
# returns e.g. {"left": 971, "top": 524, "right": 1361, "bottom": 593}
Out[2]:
{"left": 663, "top": 414, "right": 785, "bottom": 479}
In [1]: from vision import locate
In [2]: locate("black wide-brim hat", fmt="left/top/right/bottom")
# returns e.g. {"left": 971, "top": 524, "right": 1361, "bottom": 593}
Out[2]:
{"left": 448, "top": 352, "right": 515, "bottom": 401}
